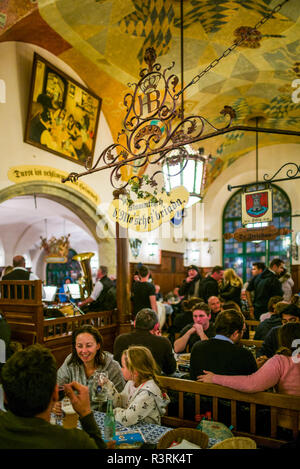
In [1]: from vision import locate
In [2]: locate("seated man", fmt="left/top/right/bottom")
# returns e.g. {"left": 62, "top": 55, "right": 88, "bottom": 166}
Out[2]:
{"left": 256, "top": 304, "right": 300, "bottom": 358}
{"left": 207, "top": 296, "right": 222, "bottom": 323}
{"left": 254, "top": 300, "right": 287, "bottom": 340}
{"left": 0, "top": 344, "right": 107, "bottom": 449}
{"left": 174, "top": 302, "right": 216, "bottom": 354}
{"left": 190, "top": 309, "right": 257, "bottom": 380}
{"left": 78, "top": 266, "right": 115, "bottom": 312}
{"left": 113, "top": 308, "right": 176, "bottom": 376}
{"left": 1, "top": 255, "right": 45, "bottom": 299}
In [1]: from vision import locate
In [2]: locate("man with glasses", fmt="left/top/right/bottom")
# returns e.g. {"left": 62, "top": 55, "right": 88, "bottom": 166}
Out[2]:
{"left": 190, "top": 309, "right": 257, "bottom": 381}
{"left": 256, "top": 304, "right": 300, "bottom": 359}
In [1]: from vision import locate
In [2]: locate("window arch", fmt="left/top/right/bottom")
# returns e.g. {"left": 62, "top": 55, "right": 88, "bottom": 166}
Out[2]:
{"left": 222, "top": 184, "right": 291, "bottom": 282}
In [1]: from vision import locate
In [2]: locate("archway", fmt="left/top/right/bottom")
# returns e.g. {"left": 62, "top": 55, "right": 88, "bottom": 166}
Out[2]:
{"left": 0, "top": 181, "right": 115, "bottom": 278}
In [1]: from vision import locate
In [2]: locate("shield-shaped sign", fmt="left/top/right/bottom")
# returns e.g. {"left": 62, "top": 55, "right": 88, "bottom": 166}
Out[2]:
{"left": 241, "top": 189, "right": 272, "bottom": 225}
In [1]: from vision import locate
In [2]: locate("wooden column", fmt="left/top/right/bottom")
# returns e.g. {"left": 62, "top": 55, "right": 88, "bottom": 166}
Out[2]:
{"left": 113, "top": 189, "right": 132, "bottom": 335}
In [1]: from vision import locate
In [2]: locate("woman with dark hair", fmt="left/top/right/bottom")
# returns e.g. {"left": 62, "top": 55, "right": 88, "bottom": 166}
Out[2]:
{"left": 57, "top": 325, "right": 125, "bottom": 408}
{"left": 198, "top": 322, "right": 300, "bottom": 395}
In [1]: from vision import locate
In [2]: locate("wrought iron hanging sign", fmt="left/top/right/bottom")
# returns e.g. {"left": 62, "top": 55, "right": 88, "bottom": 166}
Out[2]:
{"left": 62, "top": 46, "right": 235, "bottom": 192}
{"left": 241, "top": 188, "right": 273, "bottom": 225}
{"left": 61, "top": 0, "right": 295, "bottom": 199}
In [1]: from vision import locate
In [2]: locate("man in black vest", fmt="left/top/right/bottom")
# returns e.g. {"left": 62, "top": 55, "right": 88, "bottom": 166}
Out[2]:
{"left": 1, "top": 255, "right": 42, "bottom": 299}
{"left": 2, "top": 256, "right": 39, "bottom": 281}
{"left": 78, "top": 266, "right": 115, "bottom": 312}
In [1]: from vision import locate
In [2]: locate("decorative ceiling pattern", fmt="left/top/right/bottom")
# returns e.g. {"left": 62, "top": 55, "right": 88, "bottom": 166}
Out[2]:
{"left": 1, "top": 0, "right": 300, "bottom": 192}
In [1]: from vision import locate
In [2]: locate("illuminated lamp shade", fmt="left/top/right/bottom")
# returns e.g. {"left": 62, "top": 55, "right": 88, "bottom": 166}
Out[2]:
{"left": 162, "top": 146, "right": 207, "bottom": 208}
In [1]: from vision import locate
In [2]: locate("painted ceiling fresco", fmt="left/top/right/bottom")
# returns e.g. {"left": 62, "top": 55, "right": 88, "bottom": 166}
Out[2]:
{"left": 1, "top": 0, "right": 300, "bottom": 192}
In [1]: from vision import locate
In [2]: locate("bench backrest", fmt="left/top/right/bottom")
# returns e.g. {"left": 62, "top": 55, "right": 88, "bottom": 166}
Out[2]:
{"left": 158, "top": 376, "right": 300, "bottom": 448}
{"left": 0, "top": 280, "right": 43, "bottom": 345}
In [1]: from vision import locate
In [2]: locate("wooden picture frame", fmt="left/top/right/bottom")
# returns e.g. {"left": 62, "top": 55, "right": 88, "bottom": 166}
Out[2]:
{"left": 24, "top": 53, "right": 101, "bottom": 166}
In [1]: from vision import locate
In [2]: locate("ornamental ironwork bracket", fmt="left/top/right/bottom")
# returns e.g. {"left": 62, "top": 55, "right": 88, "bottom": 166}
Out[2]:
{"left": 61, "top": 47, "right": 300, "bottom": 194}
{"left": 62, "top": 48, "right": 237, "bottom": 191}
{"left": 227, "top": 163, "right": 300, "bottom": 192}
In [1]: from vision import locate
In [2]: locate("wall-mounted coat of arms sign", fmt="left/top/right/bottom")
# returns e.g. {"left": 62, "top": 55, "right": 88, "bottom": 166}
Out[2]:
{"left": 241, "top": 189, "right": 273, "bottom": 225}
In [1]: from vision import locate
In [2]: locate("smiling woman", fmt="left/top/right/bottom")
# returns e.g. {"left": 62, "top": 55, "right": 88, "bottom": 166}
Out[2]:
{"left": 56, "top": 325, "right": 125, "bottom": 410}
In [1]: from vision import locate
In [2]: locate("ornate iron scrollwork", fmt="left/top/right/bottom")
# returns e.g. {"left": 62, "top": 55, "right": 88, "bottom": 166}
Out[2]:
{"left": 62, "top": 48, "right": 235, "bottom": 190}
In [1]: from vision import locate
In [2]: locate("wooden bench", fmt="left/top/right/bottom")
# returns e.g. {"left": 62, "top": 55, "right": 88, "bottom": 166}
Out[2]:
{"left": 0, "top": 280, "right": 118, "bottom": 367}
{"left": 158, "top": 376, "right": 300, "bottom": 448}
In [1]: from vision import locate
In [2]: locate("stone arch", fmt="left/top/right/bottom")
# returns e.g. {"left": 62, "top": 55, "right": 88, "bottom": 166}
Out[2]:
{"left": 0, "top": 181, "right": 116, "bottom": 272}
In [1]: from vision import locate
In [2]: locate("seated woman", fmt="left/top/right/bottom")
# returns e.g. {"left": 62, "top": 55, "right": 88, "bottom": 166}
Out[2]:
{"left": 105, "top": 345, "right": 170, "bottom": 426}
{"left": 198, "top": 322, "right": 300, "bottom": 395}
{"left": 58, "top": 276, "right": 72, "bottom": 303}
{"left": 56, "top": 325, "right": 125, "bottom": 409}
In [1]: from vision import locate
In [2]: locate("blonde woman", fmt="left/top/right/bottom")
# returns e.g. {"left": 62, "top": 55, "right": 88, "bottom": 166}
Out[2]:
{"left": 219, "top": 268, "right": 243, "bottom": 306}
{"left": 105, "top": 345, "right": 170, "bottom": 426}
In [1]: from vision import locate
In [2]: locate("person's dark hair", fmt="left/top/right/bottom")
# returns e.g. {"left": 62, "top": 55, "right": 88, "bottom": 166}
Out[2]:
{"left": 291, "top": 294, "right": 300, "bottom": 307}
{"left": 279, "top": 303, "right": 300, "bottom": 319}
{"left": 1, "top": 344, "right": 57, "bottom": 417}
{"left": 181, "top": 297, "right": 203, "bottom": 312}
{"left": 212, "top": 266, "right": 223, "bottom": 274}
{"left": 214, "top": 309, "right": 245, "bottom": 337}
{"left": 100, "top": 265, "right": 108, "bottom": 276}
{"left": 135, "top": 308, "right": 158, "bottom": 330}
{"left": 267, "top": 296, "right": 283, "bottom": 312}
{"left": 277, "top": 323, "right": 300, "bottom": 357}
{"left": 270, "top": 258, "right": 284, "bottom": 269}
{"left": 138, "top": 265, "right": 149, "bottom": 278}
{"left": 221, "top": 301, "right": 241, "bottom": 313}
{"left": 191, "top": 302, "right": 210, "bottom": 315}
{"left": 68, "top": 324, "right": 106, "bottom": 367}
{"left": 253, "top": 262, "right": 265, "bottom": 271}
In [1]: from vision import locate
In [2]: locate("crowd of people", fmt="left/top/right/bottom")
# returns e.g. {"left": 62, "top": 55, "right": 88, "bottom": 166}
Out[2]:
{"left": 0, "top": 257, "right": 299, "bottom": 449}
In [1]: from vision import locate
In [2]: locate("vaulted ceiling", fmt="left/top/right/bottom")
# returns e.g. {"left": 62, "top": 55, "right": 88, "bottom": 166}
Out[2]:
{"left": 1, "top": 0, "right": 300, "bottom": 191}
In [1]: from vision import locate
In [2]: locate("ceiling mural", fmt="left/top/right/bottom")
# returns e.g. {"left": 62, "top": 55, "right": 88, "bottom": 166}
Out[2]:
{"left": 1, "top": 0, "right": 300, "bottom": 193}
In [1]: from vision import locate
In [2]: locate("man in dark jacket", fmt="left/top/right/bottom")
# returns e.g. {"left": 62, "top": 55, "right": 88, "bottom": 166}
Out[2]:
{"left": 256, "top": 304, "right": 300, "bottom": 358}
{"left": 113, "top": 308, "right": 176, "bottom": 376}
{"left": 198, "top": 266, "right": 224, "bottom": 303}
{"left": 179, "top": 265, "right": 202, "bottom": 299}
{"left": 190, "top": 309, "right": 257, "bottom": 381}
{"left": 249, "top": 258, "right": 284, "bottom": 320}
{"left": 253, "top": 300, "right": 287, "bottom": 340}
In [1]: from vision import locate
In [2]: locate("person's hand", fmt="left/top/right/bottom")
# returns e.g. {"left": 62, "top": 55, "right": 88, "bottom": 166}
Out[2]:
{"left": 256, "top": 355, "right": 268, "bottom": 369}
{"left": 197, "top": 370, "right": 215, "bottom": 383}
{"left": 64, "top": 381, "right": 91, "bottom": 418}
{"left": 52, "top": 401, "right": 62, "bottom": 416}
{"left": 193, "top": 323, "right": 204, "bottom": 337}
{"left": 186, "top": 276, "right": 193, "bottom": 283}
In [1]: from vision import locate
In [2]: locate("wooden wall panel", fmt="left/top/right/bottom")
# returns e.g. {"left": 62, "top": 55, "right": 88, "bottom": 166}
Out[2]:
{"left": 130, "top": 250, "right": 186, "bottom": 296}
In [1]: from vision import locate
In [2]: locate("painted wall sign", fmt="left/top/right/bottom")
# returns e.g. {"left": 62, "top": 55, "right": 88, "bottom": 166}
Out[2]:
{"left": 108, "top": 186, "right": 189, "bottom": 232}
{"left": 7, "top": 165, "right": 100, "bottom": 206}
{"left": 241, "top": 188, "right": 272, "bottom": 225}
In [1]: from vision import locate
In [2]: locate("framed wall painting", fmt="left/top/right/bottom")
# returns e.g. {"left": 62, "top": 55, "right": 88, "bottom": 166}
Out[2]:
{"left": 24, "top": 53, "right": 102, "bottom": 166}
